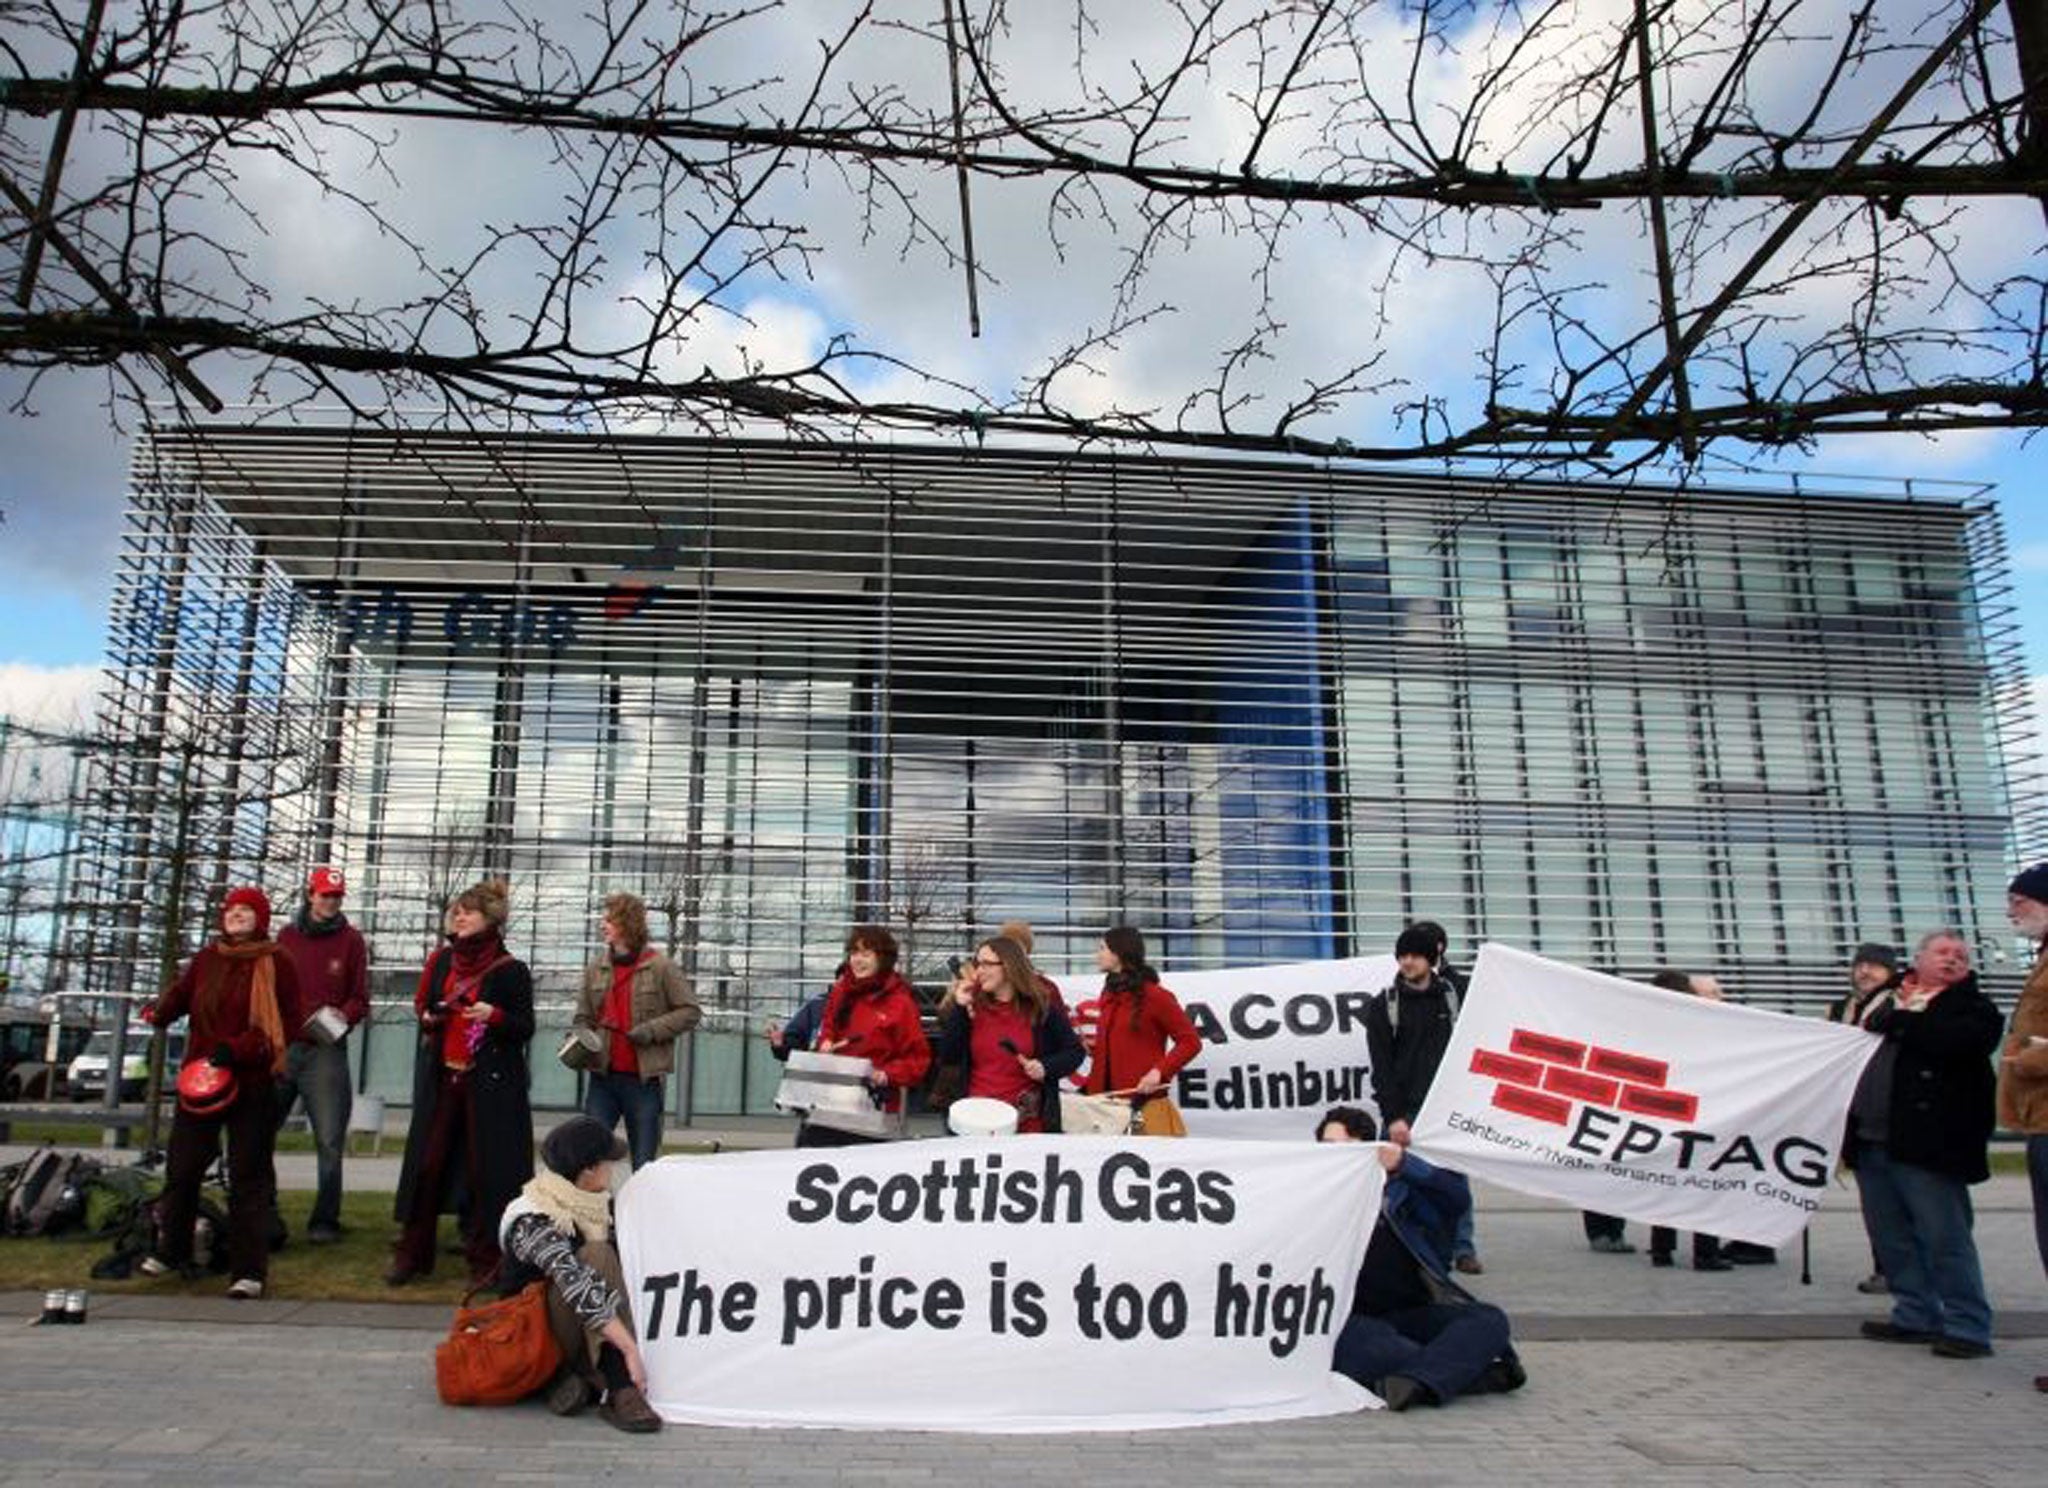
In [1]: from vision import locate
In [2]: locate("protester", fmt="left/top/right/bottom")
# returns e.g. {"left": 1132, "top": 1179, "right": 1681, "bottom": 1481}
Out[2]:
{"left": 139, "top": 886, "right": 300, "bottom": 1299}
{"left": 1366, "top": 924, "right": 1480, "bottom": 1271}
{"left": 498, "top": 1115, "right": 661, "bottom": 1432}
{"left": 936, "top": 936, "right": 1086, "bottom": 1132}
{"left": 1831, "top": 941, "right": 1902, "bottom": 1295}
{"left": 1410, "top": 920, "right": 1481, "bottom": 1269}
{"left": 1317, "top": 1106, "right": 1525, "bottom": 1411}
{"left": 1677, "top": 969, "right": 1782, "bottom": 1266}
{"left": 1581, "top": 1211, "right": 1636, "bottom": 1255}
{"left": 798, "top": 925, "right": 931, "bottom": 1148}
{"left": 765, "top": 990, "right": 827, "bottom": 1063}
{"left": 997, "top": 917, "right": 1068, "bottom": 1010}
{"left": 1995, "top": 862, "right": 2048, "bottom": 1394}
{"left": 273, "top": 866, "right": 368, "bottom": 1244}
{"left": 1844, "top": 930, "right": 2001, "bottom": 1358}
{"left": 1645, "top": 970, "right": 1731, "bottom": 1271}
{"left": 389, "top": 879, "right": 535, "bottom": 1287}
{"left": 1080, "top": 926, "right": 1203, "bottom": 1136}
{"left": 573, "top": 893, "right": 701, "bottom": 1170}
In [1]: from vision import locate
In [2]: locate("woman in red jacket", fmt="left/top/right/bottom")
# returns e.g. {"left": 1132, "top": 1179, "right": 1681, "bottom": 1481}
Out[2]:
{"left": 1081, "top": 926, "right": 1203, "bottom": 1135}
{"left": 139, "top": 885, "right": 300, "bottom": 1299}
{"left": 801, "top": 925, "right": 930, "bottom": 1148}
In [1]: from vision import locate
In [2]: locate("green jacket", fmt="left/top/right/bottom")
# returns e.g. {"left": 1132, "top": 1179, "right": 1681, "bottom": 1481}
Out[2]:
{"left": 573, "top": 948, "right": 701, "bottom": 1080}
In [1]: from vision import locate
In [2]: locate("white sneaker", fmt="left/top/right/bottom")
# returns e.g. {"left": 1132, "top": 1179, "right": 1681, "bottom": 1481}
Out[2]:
{"left": 225, "top": 1277, "right": 264, "bottom": 1300}
{"left": 137, "top": 1256, "right": 172, "bottom": 1278}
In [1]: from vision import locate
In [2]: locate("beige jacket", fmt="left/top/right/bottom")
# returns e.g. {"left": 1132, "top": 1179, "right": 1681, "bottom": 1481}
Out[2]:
{"left": 1996, "top": 942, "right": 2048, "bottom": 1133}
{"left": 574, "top": 948, "right": 702, "bottom": 1081}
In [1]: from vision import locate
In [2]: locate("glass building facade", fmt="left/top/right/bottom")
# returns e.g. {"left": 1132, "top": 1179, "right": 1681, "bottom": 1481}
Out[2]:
{"left": 60, "top": 427, "right": 2041, "bottom": 1116}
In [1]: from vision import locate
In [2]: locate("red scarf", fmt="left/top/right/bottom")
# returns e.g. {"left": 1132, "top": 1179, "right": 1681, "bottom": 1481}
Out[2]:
{"left": 437, "top": 929, "right": 509, "bottom": 1070}
{"left": 819, "top": 967, "right": 908, "bottom": 1048}
{"left": 606, "top": 950, "right": 651, "bottom": 1073}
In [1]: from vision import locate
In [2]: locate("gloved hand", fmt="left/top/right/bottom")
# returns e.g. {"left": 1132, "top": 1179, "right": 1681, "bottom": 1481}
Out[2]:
{"left": 627, "top": 1024, "right": 656, "bottom": 1047}
{"left": 138, "top": 1002, "right": 159, "bottom": 1025}
{"left": 211, "top": 1042, "right": 235, "bottom": 1068}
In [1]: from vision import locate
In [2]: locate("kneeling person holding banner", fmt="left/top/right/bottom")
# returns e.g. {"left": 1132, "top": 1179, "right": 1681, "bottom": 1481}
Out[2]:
{"left": 499, "top": 1117, "right": 661, "bottom": 1432}
{"left": 1317, "top": 1107, "right": 1524, "bottom": 1412}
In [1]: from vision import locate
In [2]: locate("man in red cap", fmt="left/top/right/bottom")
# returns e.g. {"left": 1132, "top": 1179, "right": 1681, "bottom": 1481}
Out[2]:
{"left": 275, "top": 866, "right": 369, "bottom": 1243}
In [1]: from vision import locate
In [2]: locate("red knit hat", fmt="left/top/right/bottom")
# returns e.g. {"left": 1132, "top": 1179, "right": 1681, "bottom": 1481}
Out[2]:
{"left": 222, "top": 886, "right": 271, "bottom": 939}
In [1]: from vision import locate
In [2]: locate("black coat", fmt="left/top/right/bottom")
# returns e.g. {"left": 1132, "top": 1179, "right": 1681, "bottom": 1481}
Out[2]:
{"left": 935, "top": 998, "right": 1087, "bottom": 1132}
{"left": 393, "top": 952, "right": 536, "bottom": 1227}
{"left": 1364, "top": 972, "right": 1461, "bottom": 1128}
{"left": 1851, "top": 972, "right": 2001, "bottom": 1184}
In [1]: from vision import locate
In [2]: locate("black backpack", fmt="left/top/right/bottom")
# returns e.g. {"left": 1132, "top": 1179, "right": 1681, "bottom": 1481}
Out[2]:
{"left": 2, "top": 1148, "right": 102, "bottom": 1237}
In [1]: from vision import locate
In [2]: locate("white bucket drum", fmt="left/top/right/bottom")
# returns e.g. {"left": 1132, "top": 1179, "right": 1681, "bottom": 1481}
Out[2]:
{"left": 303, "top": 1006, "right": 349, "bottom": 1046}
{"left": 557, "top": 1026, "right": 605, "bottom": 1071}
{"left": 947, "top": 1096, "right": 1021, "bottom": 1138}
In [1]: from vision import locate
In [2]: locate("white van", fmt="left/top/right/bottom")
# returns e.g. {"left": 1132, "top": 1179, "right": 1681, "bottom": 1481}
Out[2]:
{"left": 68, "top": 1028, "right": 184, "bottom": 1102}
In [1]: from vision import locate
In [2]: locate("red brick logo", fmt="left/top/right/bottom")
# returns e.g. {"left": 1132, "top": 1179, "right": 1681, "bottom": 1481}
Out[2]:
{"left": 1470, "top": 1028, "right": 1701, "bottom": 1128}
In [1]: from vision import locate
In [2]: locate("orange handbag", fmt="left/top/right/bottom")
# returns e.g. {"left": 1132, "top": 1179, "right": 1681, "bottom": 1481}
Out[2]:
{"left": 434, "top": 1281, "right": 562, "bottom": 1406}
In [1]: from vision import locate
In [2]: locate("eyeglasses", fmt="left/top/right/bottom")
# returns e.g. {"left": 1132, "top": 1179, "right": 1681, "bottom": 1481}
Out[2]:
{"left": 974, "top": 957, "right": 1004, "bottom": 969}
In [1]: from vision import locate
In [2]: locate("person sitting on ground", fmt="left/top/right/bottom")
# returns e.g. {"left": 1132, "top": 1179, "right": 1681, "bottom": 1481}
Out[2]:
{"left": 498, "top": 1115, "right": 660, "bottom": 1433}
{"left": 1317, "top": 1105, "right": 1525, "bottom": 1412}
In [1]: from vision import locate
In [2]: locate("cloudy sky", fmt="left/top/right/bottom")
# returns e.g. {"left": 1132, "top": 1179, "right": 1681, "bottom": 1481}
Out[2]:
{"left": 2, "top": 1, "right": 2043, "bottom": 763}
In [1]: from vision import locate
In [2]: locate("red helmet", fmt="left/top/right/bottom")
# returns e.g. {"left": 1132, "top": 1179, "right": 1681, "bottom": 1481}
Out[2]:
{"left": 176, "top": 1060, "right": 237, "bottom": 1117}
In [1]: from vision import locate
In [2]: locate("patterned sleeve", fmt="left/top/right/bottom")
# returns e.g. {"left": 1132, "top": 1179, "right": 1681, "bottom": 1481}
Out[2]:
{"left": 503, "top": 1213, "right": 620, "bottom": 1331}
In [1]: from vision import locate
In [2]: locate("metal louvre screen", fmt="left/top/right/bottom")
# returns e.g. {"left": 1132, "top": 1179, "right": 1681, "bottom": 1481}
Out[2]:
{"left": 62, "top": 426, "right": 2037, "bottom": 1116}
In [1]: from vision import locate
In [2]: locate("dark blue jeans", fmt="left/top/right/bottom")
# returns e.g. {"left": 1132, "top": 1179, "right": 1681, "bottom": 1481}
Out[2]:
{"left": 275, "top": 1039, "right": 352, "bottom": 1231}
{"left": 2029, "top": 1134, "right": 2048, "bottom": 1281}
{"left": 584, "top": 1069, "right": 664, "bottom": 1170}
{"left": 1447, "top": 1169, "right": 1478, "bottom": 1261}
{"left": 1333, "top": 1302, "right": 1512, "bottom": 1403}
{"left": 1854, "top": 1144, "right": 1992, "bottom": 1346}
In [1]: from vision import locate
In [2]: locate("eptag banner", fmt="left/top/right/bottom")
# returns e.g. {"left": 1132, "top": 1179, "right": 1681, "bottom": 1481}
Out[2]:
{"left": 1050, "top": 955, "right": 1395, "bottom": 1140}
{"left": 1408, "top": 944, "right": 1881, "bottom": 1247}
{"left": 618, "top": 1136, "right": 1379, "bottom": 1431}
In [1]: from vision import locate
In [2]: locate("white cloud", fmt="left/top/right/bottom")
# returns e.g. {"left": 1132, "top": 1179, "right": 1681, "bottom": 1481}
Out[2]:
{"left": 0, "top": 662, "right": 103, "bottom": 732}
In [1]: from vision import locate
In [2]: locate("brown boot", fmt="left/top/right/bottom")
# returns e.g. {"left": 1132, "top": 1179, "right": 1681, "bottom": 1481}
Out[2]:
{"left": 600, "top": 1385, "right": 663, "bottom": 1433}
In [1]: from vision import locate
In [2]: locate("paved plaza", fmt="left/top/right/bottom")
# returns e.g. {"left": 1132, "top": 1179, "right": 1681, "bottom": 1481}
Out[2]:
{"left": 1, "top": 1137, "right": 2043, "bottom": 1485}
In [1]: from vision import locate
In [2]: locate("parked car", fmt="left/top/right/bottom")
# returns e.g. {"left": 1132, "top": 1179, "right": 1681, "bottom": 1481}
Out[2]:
{"left": 68, "top": 1028, "right": 184, "bottom": 1103}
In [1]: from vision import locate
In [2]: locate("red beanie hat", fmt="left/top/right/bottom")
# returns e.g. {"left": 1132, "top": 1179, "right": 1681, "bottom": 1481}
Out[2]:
{"left": 222, "top": 886, "right": 272, "bottom": 939}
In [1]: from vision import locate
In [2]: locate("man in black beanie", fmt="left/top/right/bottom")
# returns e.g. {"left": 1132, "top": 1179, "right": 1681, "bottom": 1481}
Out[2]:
{"left": 1366, "top": 924, "right": 1480, "bottom": 1272}
{"left": 1830, "top": 940, "right": 1903, "bottom": 1293}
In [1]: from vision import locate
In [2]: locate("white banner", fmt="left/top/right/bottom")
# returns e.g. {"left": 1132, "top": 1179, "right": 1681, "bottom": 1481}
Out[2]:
{"left": 1050, "top": 955, "right": 1394, "bottom": 1141}
{"left": 617, "top": 1136, "right": 1379, "bottom": 1431}
{"left": 1408, "top": 944, "right": 1882, "bottom": 1247}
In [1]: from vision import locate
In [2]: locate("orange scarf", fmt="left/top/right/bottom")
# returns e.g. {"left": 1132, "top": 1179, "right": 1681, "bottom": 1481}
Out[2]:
{"left": 199, "top": 938, "right": 288, "bottom": 1075}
